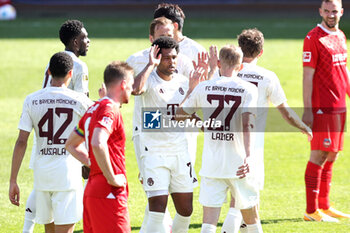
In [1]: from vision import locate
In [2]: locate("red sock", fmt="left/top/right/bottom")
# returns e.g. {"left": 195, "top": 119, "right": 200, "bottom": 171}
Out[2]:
{"left": 318, "top": 161, "right": 334, "bottom": 210}
{"left": 305, "top": 161, "right": 322, "bottom": 213}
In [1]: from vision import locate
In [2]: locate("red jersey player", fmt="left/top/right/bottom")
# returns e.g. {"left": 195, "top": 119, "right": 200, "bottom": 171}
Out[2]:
{"left": 302, "top": 0, "right": 350, "bottom": 222}
{"left": 66, "top": 61, "right": 134, "bottom": 233}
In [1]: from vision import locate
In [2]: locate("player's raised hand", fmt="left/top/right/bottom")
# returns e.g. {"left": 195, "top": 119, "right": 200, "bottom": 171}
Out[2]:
{"left": 108, "top": 174, "right": 127, "bottom": 188}
{"left": 9, "top": 181, "right": 20, "bottom": 206}
{"left": 208, "top": 45, "right": 218, "bottom": 71}
{"left": 149, "top": 45, "right": 161, "bottom": 67}
{"left": 98, "top": 83, "right": 107, "bottom": 98}
{"left": 189, "top": 67, "right": 205, "bottom": 92}
{"left": 192, "top": 52, "right": 209, "bottom": 80}
{"left": 237, "top": 158, "right": 250, "bottom": 179}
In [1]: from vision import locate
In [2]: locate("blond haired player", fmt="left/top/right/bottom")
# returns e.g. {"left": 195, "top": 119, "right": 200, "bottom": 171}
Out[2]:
{"left": 218, "top": 28, "right": 312, "bottom": 233}
{"left": 176, "top": 45, "right": 262, "bottom": 233}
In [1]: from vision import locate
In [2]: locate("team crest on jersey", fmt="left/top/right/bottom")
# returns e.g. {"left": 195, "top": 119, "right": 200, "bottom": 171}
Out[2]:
{"left": 323, "top": 138, "right": 331, "bottom": 148}
{"left": 99, "top": 116, "right": 113, "bottom": 131}
{"left": 143, "top": 110, "right": 161, "bottom": 129}
{"left": 179, "top": 87, "right": 185, "bottom": 95}
{"left": 303, "top": 52, "right": 311, "bottom": 62}
{"left": 147, "top": 178, "right": 154, "bottom": 186}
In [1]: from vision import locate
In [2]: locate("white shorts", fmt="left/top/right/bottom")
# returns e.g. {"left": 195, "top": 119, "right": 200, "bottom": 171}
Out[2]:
{"left": 199, "top": 176, "right": 259, "bottom": 210}
{"left": 142, "top": 152, "right": 195, "bottom": 194}
{"left": 35, "top": 189, "right": 83, "bottom": 225}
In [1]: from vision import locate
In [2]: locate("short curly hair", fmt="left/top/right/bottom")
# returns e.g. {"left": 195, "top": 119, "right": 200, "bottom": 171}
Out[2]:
{"left": 152, "top": 36, "right": 179, "bottom": 56}
{"left": 237, "top": 28, "right": 264, "bottom": 58}
{"left": 59, "top": 20, "right": 84, "bottom": 46}
{"left": 49, "top": 52, "right": 73, "bottom": 78}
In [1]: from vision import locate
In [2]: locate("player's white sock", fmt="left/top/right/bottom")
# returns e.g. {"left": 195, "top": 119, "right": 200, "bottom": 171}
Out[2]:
{"left": 163, "top": 208, "right": 173, "bottom": 233}
{"left": 201, "top": 223, "right": 216, "bottom": 233}
{"left": 246, "top": 222, "right": 263, "bottom": 233}
{"left": 139, "top": 204, "right": 149, "bottom": 233}
{"left": 221, "top": 208, "right": 242, "bottom": 233}
{"left": 147, "top": 211, "right": 165, "bottom": 233}
{"left": 23, "top": 190, "right": 36, "bottom": 233}
{"left": 171, "top": 213, "right": 190, "bottom": 233}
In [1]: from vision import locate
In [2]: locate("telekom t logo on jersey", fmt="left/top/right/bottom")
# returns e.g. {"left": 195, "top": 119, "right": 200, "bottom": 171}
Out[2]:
{"left": 303, "top": 52, "right": 312, "bottom": 62}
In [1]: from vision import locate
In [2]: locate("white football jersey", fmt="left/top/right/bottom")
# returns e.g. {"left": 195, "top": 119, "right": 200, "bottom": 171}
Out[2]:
{"left": 127, "top": 47, "right": 193, "bottom": 137}
{"left": 238, "top": 62, "right": 287, "bottom": 188}
{"left": 140, "top": 70, "right": 189, "bottom": 154}
{"left": 18, "top": 87, "right": 93, "bottom": 191}
{"left": 183, "top": 75, "right": 258, "bottom": 178}
{"left": 43, "top": 51, "right": 89, "bottom": 96}
{"left": 179, "top": 36, "right": 206, "bottom": 63}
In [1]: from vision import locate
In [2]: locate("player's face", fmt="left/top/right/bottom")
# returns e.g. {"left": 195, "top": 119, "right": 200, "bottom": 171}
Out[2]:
{"left": 76, "top": 27, "right": 90, "bottom": 56}
{"left": 319, "top": 1, "right": 343, "bottom": 30}
{"left": 157, "top": 48, "right": 178, "bottom": 77}
{"left": 122, "top": 72, "right": 134, "bottom": 104}
{"left": 153, "top": 24, "right": 174, "bottom": 40}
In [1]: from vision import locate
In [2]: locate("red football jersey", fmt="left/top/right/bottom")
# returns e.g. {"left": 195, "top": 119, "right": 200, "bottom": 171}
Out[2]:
{"left": 75, "top": 97, "right": 127, "bottom": 198}
{"left": 303, "top": 25, "right": 348, "bottom": 113}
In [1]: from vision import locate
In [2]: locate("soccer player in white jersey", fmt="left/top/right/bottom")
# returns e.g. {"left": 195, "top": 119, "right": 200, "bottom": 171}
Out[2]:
{"left": 216, "top": 29, "right": 312, "bottom": 233}
{"left": 21, "top": 20, "right": 91, "bottom": 233}
{"left": 9, "top": 52, "right": 93, "bottom": 233}
{"left": 176, "top": 45, "right": 263, "bottom": 233}
{"left": 43, "top": 19, "right": 90, "bottom": 96}
{"left": 132, "top": 36, "right": 204, "bottom": 233}
{"left": 127, "top": 17, "right": 196, "bottom": 233}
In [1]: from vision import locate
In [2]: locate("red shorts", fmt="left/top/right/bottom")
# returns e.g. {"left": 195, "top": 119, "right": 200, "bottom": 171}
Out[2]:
{"left": 311, "top": 112, "right": 346, "bottom": 152}
{"left": 83, "top": 175, "right": 130, "bottom": 233}
{"left": 83, "top": 196, "right": 130, "bottom": 233}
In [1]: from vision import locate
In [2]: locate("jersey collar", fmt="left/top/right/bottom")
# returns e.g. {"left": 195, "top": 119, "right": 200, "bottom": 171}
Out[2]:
{"left": 317, "top": 24, "right": 339, "bottom": 35}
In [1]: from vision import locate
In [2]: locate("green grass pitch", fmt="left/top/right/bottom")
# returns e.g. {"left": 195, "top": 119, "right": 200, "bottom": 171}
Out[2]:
{"left": 1, "top": 16, "right": 350, "bottom": 232}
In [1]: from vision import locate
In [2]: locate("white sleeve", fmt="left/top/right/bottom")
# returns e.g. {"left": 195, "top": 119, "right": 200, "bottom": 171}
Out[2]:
{"left": 42, "top": 63, "right": 51, "bottom": 88}
{"left": 178, "top": 54, "right": 194, "bottom": 78}
{"left": 268, "top": 73, "right": 287, "bottom": 106}
{"left": 242, "top": 84, "right": 258, "bottom": 115}
{"left": 72, "top": 71, "right": 89, "bottom": 95}
{"left": 182, "top": 84, "right": 201, "bottom": 115}
{"left": 18, "top": 97, "right": 33, "bottom": 133}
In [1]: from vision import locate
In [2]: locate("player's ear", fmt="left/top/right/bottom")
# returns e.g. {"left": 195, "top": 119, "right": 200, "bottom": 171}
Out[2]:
{"left": 258, "top": 49, "right": 263, "bottom": 57}
{"left": 238, "top": 63, "right": 244, "bottom": 72}
{"left": 67, "top": 69, "right": 73, "bottom": 78}
{"left": 149, "top": 34, "right": 154, "bottom": 43}
{"left": 217, "top": 60, "right": 221, "bottom": 69}
{"left": 48, "top": 69, "right": 52, "bottom": 76}
{"left": 120, "top": 79, "right": 127, "bottom": 90}
{"left": 173, "top": 22, "right": 179, "bottom": 31}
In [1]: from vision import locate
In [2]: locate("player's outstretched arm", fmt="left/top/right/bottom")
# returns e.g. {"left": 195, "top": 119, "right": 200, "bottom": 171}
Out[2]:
{"left": 9, "top": 130, "right": 30, "bottom": 206}
{"left": 237, "top": 112, "right": 255, "bottom": 179}
{"left": 91, "top": 128, "right": 126, "bottom": 188}
{"left": 302, "top": 66, "right": 315, "bottom": 128}
{"left": 65, "top": 131, "right": 90, "bottom": 167}
{"left": 277, "top": 102, "right": 313, "bottom": 141}
{"left": 132, "top": 45, "right": 161, "bottom": 95}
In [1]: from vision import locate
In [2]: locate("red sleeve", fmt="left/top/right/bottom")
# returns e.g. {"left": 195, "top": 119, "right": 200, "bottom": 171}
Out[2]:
{"left": 74, "top": 114, "right": 86, "bottom": 137}
{"left": 303, "top": 33, "right": 318, "bottom": 69}
{"left": 94, "top": 103, "right": 116, "bottom": 136}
